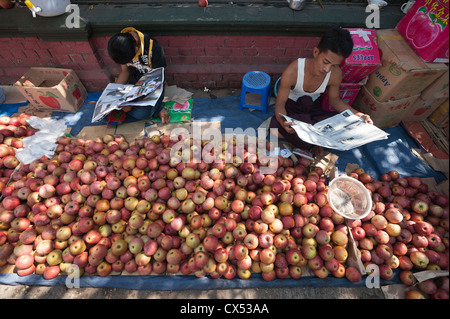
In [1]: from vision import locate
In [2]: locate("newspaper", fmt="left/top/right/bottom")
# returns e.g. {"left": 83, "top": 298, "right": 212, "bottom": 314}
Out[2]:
{"left": 92, "top": 67, "right": 164, "bottom": 122}
{"left": 281, "top": 110, "right": 389, "bottom": 151}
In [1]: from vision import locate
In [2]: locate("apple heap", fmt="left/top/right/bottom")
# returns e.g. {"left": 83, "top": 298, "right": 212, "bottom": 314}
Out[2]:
{"left": 403, "top": 275, "right": 449, "bottom": 299}
{"left": 0, "top": 130, "right": 356, "bottom": 281}
{"left": 0, "top": 130, "right": 447, "bottom": 285}
{"left": 0, "top": 114, "right": 36, "bottom": 194}
{"left": 348, "top": 168, "right": 449, "bottom": 282}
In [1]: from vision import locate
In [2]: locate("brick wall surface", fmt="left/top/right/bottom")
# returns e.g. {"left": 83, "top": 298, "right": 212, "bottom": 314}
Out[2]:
{"left": 0, "top": 34, "right": 320, "bottom": 92}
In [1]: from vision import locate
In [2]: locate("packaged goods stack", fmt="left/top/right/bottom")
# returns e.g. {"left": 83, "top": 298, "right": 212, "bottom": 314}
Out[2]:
{"left": 403, "top": 69, "right": 449, "bottom": 123}
{"left": 396, "top": 0, "right": 449, "bottom": 154}
{"left": 321, "top": 29, "right": 381, "bottom": 112}
{"left": 352, "top": 0, "right": 449, "bottom": 130}
{"left": 352, "top": 27, "right": 447, "bottom": 129}
{"left": 398, "top": 0, "right": 449, "bottom": 124}
{"left": 396, "top": 0, "right": 448, "bottom": 64}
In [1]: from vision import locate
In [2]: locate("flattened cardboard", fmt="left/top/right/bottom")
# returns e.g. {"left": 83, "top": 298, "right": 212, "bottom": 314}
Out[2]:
{"left": 346, "top": 223, "right": 367, "bottom": 275}
{"left": 114, "top": 120, "right": 147, "bottom": 143}
{"left": 412, "top": 148, "right": 449, "bottom": 174}
{"left": 344, "top": 163, "right": 362, "bottom": 175}
{"left": 15, "top": 104, "right": 53, "bottom": 119}
{"left": 414, "top": 270, "right": 450, "bottom": 284}
{"left": 146, "top": 121, "right": 222, "bottom": 140}
{"left": 311, "top": 152, "right": 339, "bottom": 179}
{"left": 76, "top": 125, "right": 116, "bottom": 140}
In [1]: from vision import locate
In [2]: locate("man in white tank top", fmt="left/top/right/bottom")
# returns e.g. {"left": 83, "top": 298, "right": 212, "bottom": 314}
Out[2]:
{"left": 269, "top": 27, "right": 373, "bottom": 156}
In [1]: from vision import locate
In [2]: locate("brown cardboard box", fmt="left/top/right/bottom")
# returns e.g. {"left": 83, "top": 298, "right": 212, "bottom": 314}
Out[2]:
{"left": 353, "top": 85, "right": 419, "bottom": 129}
{"left": 365, "top": 29, "right": 448, "bottom": 102}
{"left": 403, "top": 96, "right": 448, "bottom": 122}
{"left": 14, "top": 68, "right": 87, "bottom": 112}
{"left": 420, "top": 69, "right": 449, "bottom": 101}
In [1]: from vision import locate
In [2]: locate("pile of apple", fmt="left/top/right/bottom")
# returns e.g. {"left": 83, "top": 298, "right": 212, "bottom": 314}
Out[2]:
{"left": 0, "top": 114, "right": 36, "bottom": 193}
{"left": 405, "top": 275, "right": 449, "bottom": 299}
{"left": 0, "top": 131, "right": 355, "bottom": 281}
{"left": 348, "top": 169, "right": 449, "bottom": 286}
{"left": 0, "top": 128, "right": 448, "bottom": 287}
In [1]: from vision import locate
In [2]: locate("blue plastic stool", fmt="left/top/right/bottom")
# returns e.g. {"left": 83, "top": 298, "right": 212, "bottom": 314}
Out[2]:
{"left": 239, "top": 71, "right": 271, "bottom": 114}
{"left": 274, "top": 76, "right": 281, "bottom": 97}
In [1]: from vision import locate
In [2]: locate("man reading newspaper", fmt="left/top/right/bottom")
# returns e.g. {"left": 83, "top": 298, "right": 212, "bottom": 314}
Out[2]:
{"left": 281, "top": 110, "right": 389, "bottom": 152}
{"left": 269, "top": 27, "right": 373, "bottom": 156}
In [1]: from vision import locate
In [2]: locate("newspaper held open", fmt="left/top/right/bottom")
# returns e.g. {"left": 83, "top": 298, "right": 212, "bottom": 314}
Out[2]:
{"left": 92, "top": 67, "right": 164, "bottom": 123}
{"left": 280, "top": 110, "right": 389, "bottom": 151}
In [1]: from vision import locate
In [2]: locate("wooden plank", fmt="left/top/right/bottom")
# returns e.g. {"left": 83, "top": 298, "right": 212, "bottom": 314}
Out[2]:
{"left": 422, "top": 120, "right": 449, "bottom": 155}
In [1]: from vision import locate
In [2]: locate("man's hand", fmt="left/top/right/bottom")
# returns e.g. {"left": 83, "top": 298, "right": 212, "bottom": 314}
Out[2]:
{"left": 159, "top": 108, "right": 170, "bottom": 124}
{"left": 121, "top": 106, "right": 133, "bottom": 112}
{"left": 276, "top": 114, "right": 295, "bottom": 134}
{"left": 281, "top": 119, "right": 296, "bottom": 134}
{"left": 356, "top": 112, "right": 373, "bottom": 125}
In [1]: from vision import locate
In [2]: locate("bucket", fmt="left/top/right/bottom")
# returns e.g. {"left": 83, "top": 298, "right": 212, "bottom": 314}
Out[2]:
{"left": 326, "top": 176, "right": 372, "bottom": 220}
{"left": 27, "top": 0, "right": 71, "bottom": 17}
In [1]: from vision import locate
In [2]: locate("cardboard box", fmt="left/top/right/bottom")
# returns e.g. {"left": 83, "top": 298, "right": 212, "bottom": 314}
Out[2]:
{"left": 428, "top": 99, "right": 449, "bottom": 128}
{"left": 352, "top": 85, "right": 419, "bottom": 128}
{"left": 14, "top": 68, "right": 87, "bottom": 112}
{"left": 396, "top": 0, "right": 449, "bottom": 63}
{"left": 321, "top": 83, "right": 362, "bottom": 112}
{"left": 421, "top": 68, "right": 449, "bottom": 101}
{"left": 340, "top": 29, "right": 381, "bottom": 83}
{"left": 403, "top": 96, "right": 448, "bottom": 122}
{"left": 365, "top": 29, "right": 448, "bottom": 102}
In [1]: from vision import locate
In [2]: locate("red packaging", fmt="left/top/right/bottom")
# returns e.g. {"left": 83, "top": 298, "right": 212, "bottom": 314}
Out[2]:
{"left": 397, "top": 0, "right": 449, "bottom": 63}
{"left": 321, "top": 83, "right": 362, "bottom": 112}
{"left": 340, "top": 29, "right": 381, "bottom": 83}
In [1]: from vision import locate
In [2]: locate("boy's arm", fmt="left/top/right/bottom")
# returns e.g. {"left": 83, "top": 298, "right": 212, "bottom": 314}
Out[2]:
{"left": 115, "top": 64, "right": 130, "bottom": 84}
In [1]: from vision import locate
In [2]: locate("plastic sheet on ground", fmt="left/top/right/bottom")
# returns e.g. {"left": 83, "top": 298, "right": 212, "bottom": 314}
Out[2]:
{"left": 0, "top": 93, "right": 446, "bottom": 289}
{"left": 0, "top": 271, "right": 401, "bottom": 290}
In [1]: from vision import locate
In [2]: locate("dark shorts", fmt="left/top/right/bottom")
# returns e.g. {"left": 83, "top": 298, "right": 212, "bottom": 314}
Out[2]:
{"left": 269, "top": 95, "right": 338, "bottom": 150}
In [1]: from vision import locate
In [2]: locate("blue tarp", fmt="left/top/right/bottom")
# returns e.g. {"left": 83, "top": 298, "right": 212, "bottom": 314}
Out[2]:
{"left": 6, "top": 93, "right": 443, "bottom": 184}
{"left": 0, "top": 271, "right": 401, "bottom": 290}
{"left": 0, "top": 93, "right": 445, "bottom": 289}
{"left": 187, "top": 95, "right": 446, "bottom": 183}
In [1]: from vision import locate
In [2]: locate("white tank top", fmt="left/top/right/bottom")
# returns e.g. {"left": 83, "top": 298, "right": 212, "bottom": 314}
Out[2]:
{"left": 288, "top": 58, "right": 331, "bottom": 102}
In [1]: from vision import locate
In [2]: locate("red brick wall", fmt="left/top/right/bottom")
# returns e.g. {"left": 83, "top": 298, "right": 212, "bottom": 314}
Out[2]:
{"left": 0, "top": 36, "right": 112, "bottom": 92}
{"left": 0, "top": 35, "right": 320, "bottom": 92}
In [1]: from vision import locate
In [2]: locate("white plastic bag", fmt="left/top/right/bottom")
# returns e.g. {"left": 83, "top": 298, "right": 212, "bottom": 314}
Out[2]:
{"left": 15, "top": 116, "right": 67, "bottom": 165}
